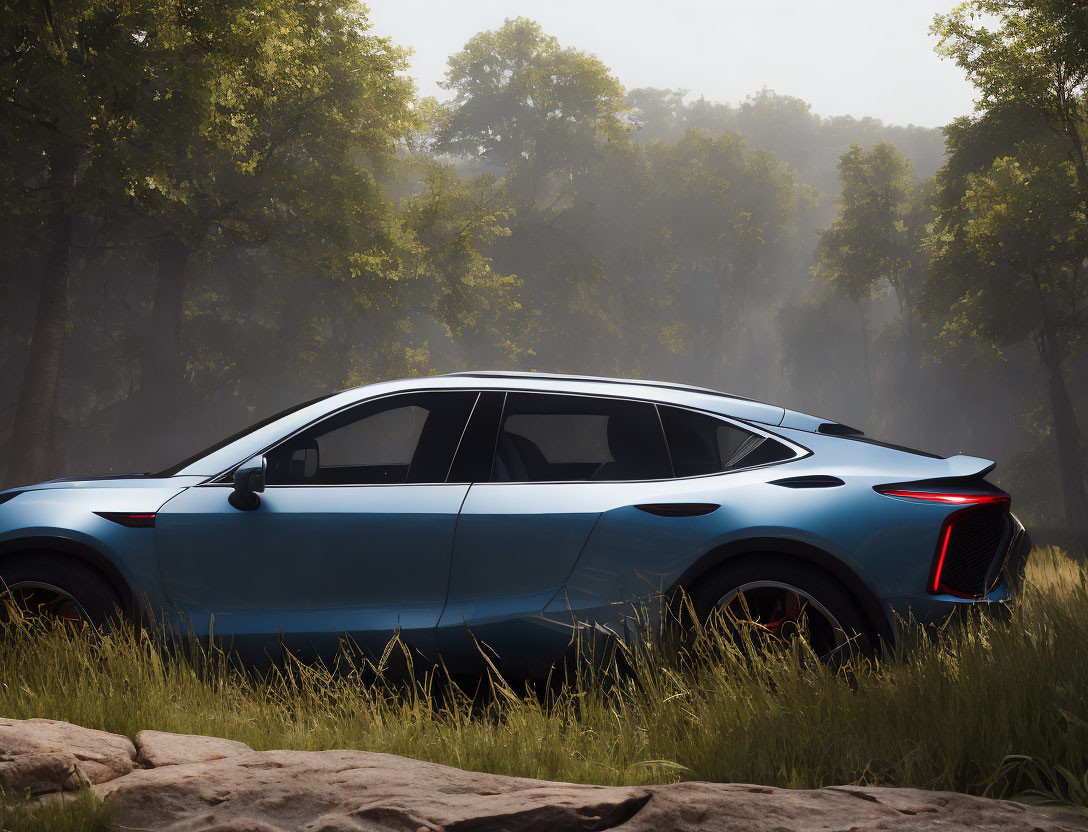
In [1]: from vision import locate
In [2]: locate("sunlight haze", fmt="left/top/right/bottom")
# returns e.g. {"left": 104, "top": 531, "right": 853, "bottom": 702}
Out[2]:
{"left": 368, "top": 0, "right": 977, "bottom": 128}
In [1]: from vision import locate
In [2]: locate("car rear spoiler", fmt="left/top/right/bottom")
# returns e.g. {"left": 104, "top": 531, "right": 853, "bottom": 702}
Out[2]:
{"left": 943, "top": 455, "right": 996, "bottom": 479}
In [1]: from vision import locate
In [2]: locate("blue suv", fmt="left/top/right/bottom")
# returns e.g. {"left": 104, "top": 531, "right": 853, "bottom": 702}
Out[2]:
{"left": 0, "top": 372, "right": 1028, "bottom": 675}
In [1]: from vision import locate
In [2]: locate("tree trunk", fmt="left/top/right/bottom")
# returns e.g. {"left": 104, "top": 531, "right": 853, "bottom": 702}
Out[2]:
{"left": 3, "top": 144, "right": 77, "bottom": 488}
{"left": 855, "top": 297, "right": 874, "bottom": 427}
{"left": 134, "top": 233, "right": 192, "bottom": 459}
{"left": 111, "top": 234, "right": 194, "bottom": 472}
{"left": 109, "top": 234, "right": 193, "bottom": 473}
{"left": 145, "top": 234, "right": 190, "bottom": 395}
{"left": 1038, "top": 316, "right": 1088, "bottom": 528}
{"left": 894, "top": 276, "right": 927, "bottom": 447}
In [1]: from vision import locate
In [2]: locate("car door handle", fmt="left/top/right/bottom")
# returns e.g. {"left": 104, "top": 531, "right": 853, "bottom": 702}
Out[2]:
{"left": 634, "top": 503, "right": 719, "bottom": 517}
{"left": 769, "top": 475, "right": 845, "bottom": 488}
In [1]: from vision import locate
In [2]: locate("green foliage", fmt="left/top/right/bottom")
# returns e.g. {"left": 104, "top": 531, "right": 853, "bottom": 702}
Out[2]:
{"left": 125, "top": 0, "right": 415, "bottom": 243}
{"left": 815, "top": 143, "right": 925, "bottom": 306}
{"left": 928, "top": 148, "right": 1086, "bottom": 350}
{"left": 437, "top": 17, "right": 626, "bottom": 182}
{"left": 0, "top": 550, "right": 1086, "bottom": 808}
{"left": 927, "top": 0, "right": 1088, "bottom": 526}
{"left": 400, "top": 160, "right": 521, "bottom": 356}
{"left": 626, "top": 88, "right": 948, "bottom": 193}
{"left": 0, "top": 0, "right": 156, "bottom": 231}
{"left": 643, "top": 132, "right": 810, "bottom": 368}
{"left": 934, "top": 1, "right": 1088, "bottom": 201}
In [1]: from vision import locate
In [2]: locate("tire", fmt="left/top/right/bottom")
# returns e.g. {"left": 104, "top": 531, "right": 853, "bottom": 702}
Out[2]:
{"left": 0, "top": 552, "right": 125, "bottom": 628}
{"left": 688, "top": 555, "right": 874, "bottom": 661}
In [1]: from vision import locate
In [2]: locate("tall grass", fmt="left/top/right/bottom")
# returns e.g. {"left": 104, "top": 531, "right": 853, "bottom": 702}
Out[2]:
{"left": 0, "top": 791, "right": 112, "bottom": 832}
{"left": 0, "top": 547, "right": 1085, "bottom": 809}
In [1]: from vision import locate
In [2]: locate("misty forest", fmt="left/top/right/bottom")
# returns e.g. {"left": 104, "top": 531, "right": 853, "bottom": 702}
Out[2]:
{"left": 2, "top": 0, "right": 1087, "bottom": 537}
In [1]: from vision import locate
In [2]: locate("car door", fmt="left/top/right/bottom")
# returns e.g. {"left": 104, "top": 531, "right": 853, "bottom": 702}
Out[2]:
{"left": 436, "top": 391, "right": 674, "bottom": 676}
{"left": 155, "top": 390, "right": 478, "bottom": 664}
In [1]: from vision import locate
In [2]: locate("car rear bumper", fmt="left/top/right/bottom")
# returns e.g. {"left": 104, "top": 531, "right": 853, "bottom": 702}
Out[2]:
{"left": 884, "top": 591, "right": 1013, "bottom": 634}
{"left": 883, "top": 515, "right": 1029, "bottom": 639}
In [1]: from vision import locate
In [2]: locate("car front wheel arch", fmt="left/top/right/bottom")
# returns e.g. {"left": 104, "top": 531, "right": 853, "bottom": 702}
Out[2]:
{"left": 671, "top": 541, "right": 894, "bottom": 650}
{"left": 0, "top": 538, "right": 135, "bottom": 623}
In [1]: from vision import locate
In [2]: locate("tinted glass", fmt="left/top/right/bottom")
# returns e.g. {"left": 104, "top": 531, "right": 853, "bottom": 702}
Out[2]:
{"left": 493, "top": 393, "right": 669, "bottom": 482}
{"left": 659, "top": 405, "right": 793, "bottom": 476}
{"left": 265, "top": 392, "right": 477, "bottom": 485}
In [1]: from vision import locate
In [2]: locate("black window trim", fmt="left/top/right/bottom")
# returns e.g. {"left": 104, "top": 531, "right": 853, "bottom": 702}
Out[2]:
{"left": 479, "top": 390, "right": 810, "bottom": 485}
{"left": 483, "top": 392, "right": 508, "bottom": 484}
{"left": 441, "top": 391, "right": 482, "bottom": 484}
{"left": 655, "top": 404, "right": 676, "bottom": 478}
{"left": 443, "top": 390, "right": 506, "bottom": 484}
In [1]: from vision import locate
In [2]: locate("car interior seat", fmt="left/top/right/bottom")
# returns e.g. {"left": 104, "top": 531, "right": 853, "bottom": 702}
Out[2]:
{"left": 493, "top": 431, "right": 549, "bottom": 482}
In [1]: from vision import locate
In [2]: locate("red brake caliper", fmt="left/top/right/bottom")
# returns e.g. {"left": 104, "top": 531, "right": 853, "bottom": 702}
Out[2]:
{"left": 763, "top": 592, "right": 802, "bottom": 640}
{"left": 32, "top": 593, "right": 82, "bottom": 623}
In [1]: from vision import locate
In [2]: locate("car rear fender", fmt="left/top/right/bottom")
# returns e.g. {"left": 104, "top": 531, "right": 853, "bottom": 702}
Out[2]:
{"left": 670, "top": 537, "right": 895, "bottom": 646}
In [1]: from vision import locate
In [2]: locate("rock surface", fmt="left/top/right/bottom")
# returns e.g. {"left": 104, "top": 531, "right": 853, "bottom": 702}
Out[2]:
{"left": 135, "top": 729, "right": 253, "bottom": 768}
{"left": 0, "top": 717, "right": 136, "bottom": 794}
{"left": 1, "top": 718, "right": 1086, "bottom": 831}
{"left": 95, "top": 749, "right": 1088, "bottom": 832}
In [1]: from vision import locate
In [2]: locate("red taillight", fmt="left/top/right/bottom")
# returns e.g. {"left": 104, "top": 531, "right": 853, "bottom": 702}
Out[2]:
{"left": 929, "top": 522, "right": 956, "bottom": 594}
{"left": 875, "top": 486, "right": 1012, "bottom": 597}
{"left": 94, "top": 512, "right": 156, "bottom": 528}
{"left": 875, "top": 488, "right": 1010, "bottom": 506}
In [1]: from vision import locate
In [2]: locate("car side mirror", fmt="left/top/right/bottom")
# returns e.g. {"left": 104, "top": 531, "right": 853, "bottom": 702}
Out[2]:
{"left": 228, "top": 455, "right": 266, "bottom": 511}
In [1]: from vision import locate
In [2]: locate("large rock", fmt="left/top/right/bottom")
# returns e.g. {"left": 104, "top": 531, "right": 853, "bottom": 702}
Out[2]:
{"left": 98, "top": 748, "right": 655, "bottom": 832}
{"left": 2, "top": 718, "right": 1084, "bottom": 831}
{"left": 135, "top": 730, "right": 253, "bottom": 768}
{"left": 96, "top": 744, "right": 1088, "bottom": 832}
{"left": 0, "top": 717, "right": 136, "bottom": 794}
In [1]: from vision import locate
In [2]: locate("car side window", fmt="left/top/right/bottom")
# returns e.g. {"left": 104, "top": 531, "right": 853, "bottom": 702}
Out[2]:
{"left": 264, "top": 391, "right": 478, "bottom": 485}
{"left": 493, "top": 393, "right": 670, "bottom": 482}
{"left": 658, "top": 405, "right": 793, "bottom": 476}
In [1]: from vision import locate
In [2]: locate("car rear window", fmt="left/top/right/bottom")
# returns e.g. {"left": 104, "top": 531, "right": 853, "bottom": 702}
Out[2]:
{"left": 659, "top": 406, "right": 794, "bottom": 476}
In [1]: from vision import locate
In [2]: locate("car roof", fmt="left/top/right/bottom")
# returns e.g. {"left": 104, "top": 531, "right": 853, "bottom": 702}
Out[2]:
{"left": 435, "top": 371, "right": 785, "bottom": 424}
{"left": 444, "top": 371, "right": 758, "bottom": 402}
{"left": 174, "top": 371, "right": 792, "bottom": 477}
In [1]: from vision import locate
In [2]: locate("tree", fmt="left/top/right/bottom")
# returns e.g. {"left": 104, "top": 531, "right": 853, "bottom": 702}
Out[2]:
{"left": 436, "top": 17, "right": 625, "bottom": 200}
{"left": 814, "top": 143, "right": 934, "bottom": 423}
{"left": 925, "top": 146, "right": 1088, "bottom": 525}
{"left": 646, "top": 131, "right": 806, "bottom": 388}
{"left": 400, "top": 160, "right": 520, "bottom": 364}
{"left": 932, "top": 0, "right": 1088, "bottom": 526}
{"left": 121, "top": 0, "right": 414, "bottom": 428}
{"left": 625, "top": 88, "right": 688, "bottom": 143}
{"left": 934, "top": 0, "right": 1088, "bottom": 203}
{"left": 0, "top": 0, "right": 162, "bottom": 487}
{"left": 816, "top": 144, "right": 920, "bottom": 304}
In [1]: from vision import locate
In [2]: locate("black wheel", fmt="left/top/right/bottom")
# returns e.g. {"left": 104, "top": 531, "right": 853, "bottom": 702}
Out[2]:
{"left": 0, "top": 553, "right": 124, "bottom": 628}
{"left": 689, "top": 556, "right": 874, "bottom": 661}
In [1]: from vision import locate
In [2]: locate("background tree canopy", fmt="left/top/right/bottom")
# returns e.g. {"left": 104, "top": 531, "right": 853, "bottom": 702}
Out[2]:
{"left": 1, "top": 4, "right": 1086, "bottom": 533}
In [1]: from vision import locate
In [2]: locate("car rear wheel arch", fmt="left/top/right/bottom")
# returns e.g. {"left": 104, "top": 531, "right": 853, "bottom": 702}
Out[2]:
{"left": 672, "top": 539, "right": 894, "bottom": 648}
{"left": 0, "top": 537, "right": 135, "bottom": 622}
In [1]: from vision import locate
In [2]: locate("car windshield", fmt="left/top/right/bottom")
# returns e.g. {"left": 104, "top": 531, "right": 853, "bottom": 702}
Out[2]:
{"left": 153, "top": 394, "right": 333, "bottom": 477}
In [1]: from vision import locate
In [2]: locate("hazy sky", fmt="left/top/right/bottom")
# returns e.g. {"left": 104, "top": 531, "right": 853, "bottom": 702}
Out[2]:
{"left": 367, "top": 0, "right": 979, "bottom": 129}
